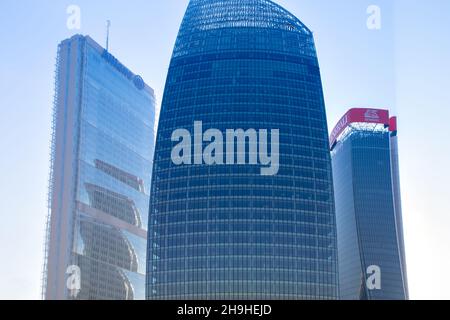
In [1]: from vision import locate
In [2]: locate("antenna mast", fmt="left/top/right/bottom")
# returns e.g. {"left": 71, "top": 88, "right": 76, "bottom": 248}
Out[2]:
{"left": 106, "top": 20, "right": 111, "bottom": 51}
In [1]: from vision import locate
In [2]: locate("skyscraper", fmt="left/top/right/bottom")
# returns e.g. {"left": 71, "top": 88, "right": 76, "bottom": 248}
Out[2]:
{"left": 42, "top": 35, "right": 155, "bottom": 300}
{"left": 147, "top": 0, "right": 338, "bottom": 300}
{"left": 330, "top": 108, "right": 408, "bottom": 300}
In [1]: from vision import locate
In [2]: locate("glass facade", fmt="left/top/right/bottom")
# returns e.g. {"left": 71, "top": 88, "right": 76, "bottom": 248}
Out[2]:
{"left": 43, "top": 35, "right": 155, "bottom": 300}
{"left": 331, "top": 122, "right": 408, "bottom": 300}
{"left": 147, "top": 0, "right": 338, "bottom": 300}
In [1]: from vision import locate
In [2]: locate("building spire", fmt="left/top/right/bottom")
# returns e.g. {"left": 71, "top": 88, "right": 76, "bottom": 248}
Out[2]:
{"left": 106, "top": 20, "right": 111, "bottom": 51}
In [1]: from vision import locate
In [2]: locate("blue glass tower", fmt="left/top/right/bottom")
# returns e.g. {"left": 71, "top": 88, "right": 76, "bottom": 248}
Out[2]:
{"left": 43, "top": 35, "right": 155, "bottom": 300}
{"left": 331, "top": 109, "right": 408, "bottom": 300}
{"left": 147, "top": 0, "right": 338, "bottom": 300}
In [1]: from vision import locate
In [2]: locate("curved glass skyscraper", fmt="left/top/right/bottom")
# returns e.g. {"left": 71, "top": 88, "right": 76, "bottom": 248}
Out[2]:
{"left": 44, "top": 35, "right": 155, "bottom": 300}
{"left": 331, "top": 109, "right": 408, "bottom": 300}
{"left": 147, "top": 0, "right": 338, "bottom": 300}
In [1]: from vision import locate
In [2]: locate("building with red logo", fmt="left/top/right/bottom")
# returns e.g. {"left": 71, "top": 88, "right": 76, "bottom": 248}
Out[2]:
{"left": 330, "top": 108, "right": 408, "bottom": 300}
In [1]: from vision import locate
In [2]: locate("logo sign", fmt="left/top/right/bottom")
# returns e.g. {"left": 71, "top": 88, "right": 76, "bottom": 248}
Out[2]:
{"left": 364, "top": 109, "right": 381, "bottom": 121}
{"left": 102, "top": 50, "right": 145, "bottom": 90}
{"left": 330, "top": 108, "right": 390, "bottom": 148}
{"left": 133, "top": 75, "right": 145, "bottom": 90}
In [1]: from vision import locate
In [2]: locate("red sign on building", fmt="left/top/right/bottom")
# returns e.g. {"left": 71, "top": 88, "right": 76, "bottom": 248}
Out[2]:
{"left": 330, "top": 108, "right": 390, "bottom": 148}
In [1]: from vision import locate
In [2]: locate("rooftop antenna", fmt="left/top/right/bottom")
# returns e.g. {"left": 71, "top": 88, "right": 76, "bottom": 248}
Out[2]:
{"left": 106, "top": 20, "right": 111, "bottom": 51}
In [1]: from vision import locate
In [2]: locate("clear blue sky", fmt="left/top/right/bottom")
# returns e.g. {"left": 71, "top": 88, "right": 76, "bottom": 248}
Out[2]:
{"left": 0, "top": 0, "right": 449, "bottom": 299}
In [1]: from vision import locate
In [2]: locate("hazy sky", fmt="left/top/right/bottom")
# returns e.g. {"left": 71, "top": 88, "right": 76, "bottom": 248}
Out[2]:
{"left": 0, "top": 0, "right": 449, "bottom": 300}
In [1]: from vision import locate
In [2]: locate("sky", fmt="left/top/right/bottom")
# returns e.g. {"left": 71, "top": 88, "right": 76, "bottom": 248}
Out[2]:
{"left": 0, "top": 0, "right": 449, "bottom": 300}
